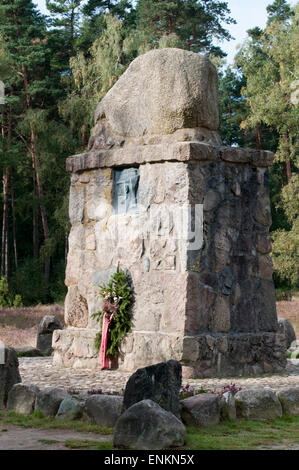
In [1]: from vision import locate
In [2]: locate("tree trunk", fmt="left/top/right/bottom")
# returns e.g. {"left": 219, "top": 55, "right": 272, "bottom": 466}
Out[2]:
{"left": 255, "top": 126, "right": 262, "bottom": 150}
{"left": 1, "top": 168, "right": 9, "bottom": 281}
{"left": 22, "top": 65, "right": 51, "bottom": 286}
{"left": 1, "top": 106, "right": 9, "bottom": 280}
{"left": 33, "top": 179, "right": 39, "bottom": 259}
{"left": 284, "top": 131, "right": 291, "bottom": 184}
{"left": 30, "top": 129, "right": 50, "bottom": 286}
{"left": 10, "top": 171, "right": 18, "bottom": 269}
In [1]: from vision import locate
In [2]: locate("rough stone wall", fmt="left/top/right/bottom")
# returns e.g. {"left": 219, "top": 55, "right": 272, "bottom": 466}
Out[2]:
{"left": 182, "top": 156, "right": 286, "bottom": 378}
{"left": 53, "top": 142, "right": 286, "bottom": 376}
{"left": 54, "top": 157, "right": 190, "bottom": 369}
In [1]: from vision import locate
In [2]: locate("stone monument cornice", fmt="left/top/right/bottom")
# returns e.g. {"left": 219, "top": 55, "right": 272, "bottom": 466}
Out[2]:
{"left": 66, "top": 142, "right": 274, "bottom": 173}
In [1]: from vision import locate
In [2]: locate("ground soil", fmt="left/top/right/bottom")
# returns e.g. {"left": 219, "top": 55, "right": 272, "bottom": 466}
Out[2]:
{"left": 0, "top": 304, "right": 64, "bottom": 347}
{"left": 0, "top": 424, "right": 111, "bottom": 450}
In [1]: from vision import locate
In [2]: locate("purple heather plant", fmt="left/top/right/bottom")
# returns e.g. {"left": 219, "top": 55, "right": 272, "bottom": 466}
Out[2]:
{"left": 67, "top": 389, "right": 80, "bottom": 395}
{"left": 87, "top": 389, "right": 103, "bottom": 395}
{"left": 221, "top": 383, "right": 242, "bottom": 396}
{"left": 180, "top": 384, "right": 207, "bottom": 399}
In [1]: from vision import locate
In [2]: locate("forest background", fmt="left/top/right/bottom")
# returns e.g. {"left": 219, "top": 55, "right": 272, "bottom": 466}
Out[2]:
{"left": 0, "top": 0, "right": 297, "bottom": 306}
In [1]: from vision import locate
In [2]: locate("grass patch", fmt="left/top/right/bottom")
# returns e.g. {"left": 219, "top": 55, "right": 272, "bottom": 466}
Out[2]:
{"left": 4, "top": 411, "right": 113, "bottom": 435}
{"left": 64, "top": 439, "right": 114, "bottom": 450}
{"left": 38, "top": 439, "right": 60, "bottom": 445}
{"left": 1, "top": 411, "right": 298, "bottom": 450}
{"left": 184, "top": 415, "right": 299, "bottom": 450}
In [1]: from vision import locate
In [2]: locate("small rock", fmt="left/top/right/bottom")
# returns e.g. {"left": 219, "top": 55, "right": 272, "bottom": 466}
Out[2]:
{"left": 234, "top": 389, "right": 282, "bottom": 421}
{"left": 123, "top": 360, "right": 182, "bottom": 418}
{"left": 0, "top": 347, "right": 22, "bottom": 409}
{"left": 7, "top": 383, "right": 39, "bottom": 415}
{"left": 220, "top": 391, "right": 236, "bottom": 421}
{"left": 277, "top": 387, "right": 299, "bottom": 416}
{"left": 56, "top": 395, "right": 86, "bottom": 420}
{"left": 85, "top": 395, "right": 123, "bottom": 427}
{"left": 113, "top": 399, "right": 186, "bottom": 450}
{"left": 278, "top": 318, "right": 296, "bottom": 349}
{"left": 36, "top": 315, "right": 62, "bottom": 356}
{"left": 35, "top": 387, "right": 67, "bottom": 417}
{"left": 180, "top": 393, "right": 220, "bottom": 427}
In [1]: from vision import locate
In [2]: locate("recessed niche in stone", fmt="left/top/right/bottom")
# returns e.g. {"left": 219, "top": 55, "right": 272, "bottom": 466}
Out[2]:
{"left": 113, "top": 167, "right": 140, "bottom": 214}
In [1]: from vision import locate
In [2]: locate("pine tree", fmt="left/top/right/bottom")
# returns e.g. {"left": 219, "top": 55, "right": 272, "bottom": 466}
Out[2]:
{"left": 79, "top": 0, "right": 133, "bottom": 49}
{"left": 46, "top": 0, "right": 84, "bottom": 58}
{"left": 134, "top": 0, "right": 236, "bottom": 56}
{"left": 236, "top": 2, "right": 298, "bottom": 184}
{"left": 267, "top": 0, "right": 294, "bottom": 24}
{"left": 0, "top": 0, "right": 73, "bottom": 301}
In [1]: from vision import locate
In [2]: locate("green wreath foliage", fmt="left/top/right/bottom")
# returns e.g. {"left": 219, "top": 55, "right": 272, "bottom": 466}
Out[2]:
{"left": 91, "top": 266, "right": 133, "bottom": 359}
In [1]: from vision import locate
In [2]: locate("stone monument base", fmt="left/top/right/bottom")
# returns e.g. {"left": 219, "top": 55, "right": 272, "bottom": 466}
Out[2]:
{"left": 53, "top": 328, "right": 286, "bottom": 378}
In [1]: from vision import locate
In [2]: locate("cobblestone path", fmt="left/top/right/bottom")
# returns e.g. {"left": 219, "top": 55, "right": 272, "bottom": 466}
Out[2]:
{"left": 19, "top": 357, "right": 299, "bottom": 394}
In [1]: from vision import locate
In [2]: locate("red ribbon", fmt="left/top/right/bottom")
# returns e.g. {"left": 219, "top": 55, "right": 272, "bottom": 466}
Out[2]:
{"left": 100, "top": 313, "right": 113, "bottom": 370}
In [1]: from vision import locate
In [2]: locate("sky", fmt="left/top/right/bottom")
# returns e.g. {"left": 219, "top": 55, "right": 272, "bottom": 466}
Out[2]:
{"left": 35, "top": 0, "right": 297, "bottom": 65}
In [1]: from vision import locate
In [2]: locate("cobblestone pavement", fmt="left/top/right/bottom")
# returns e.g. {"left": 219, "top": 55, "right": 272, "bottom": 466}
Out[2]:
{"left": 19, "top": 357, "right": 299, "bottom": 394}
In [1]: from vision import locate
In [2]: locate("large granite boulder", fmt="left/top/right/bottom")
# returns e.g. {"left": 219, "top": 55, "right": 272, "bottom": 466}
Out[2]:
{"left": 234, "top": 389, "right": 282, "bottom": 421}
{"left": 94, "top": 48, "right": 219, "bottom": 139}
{"left": 278, "top": 318, "right": 296, "bottom": 349}
{"left": 123, "top": 360, "right": 182, "bottom": 418}
{"left": 35, "top": 387, "right": 67, "bottom": 417}
{"left": 277, "top": 387, "right": 299, "bottom": 416}
{"left": 114, "top": 399, "right": 186, "bottom": 450}
{"left": 85, "top": 395, "right": 123, "bottom": 427}
{"left": 36, "top": 315, "right": 62, "bottom": 355}
{"left": 7, "top": 383, "right": 39, "bottom": 415}
{"left": 180, "top": 393, "right": 220, "bottom": 427}
{"left": 0, "top": 346, "right": 21, "bottom": 408}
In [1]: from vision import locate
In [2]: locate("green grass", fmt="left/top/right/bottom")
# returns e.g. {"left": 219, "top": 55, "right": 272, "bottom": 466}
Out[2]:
{"left": 64, "top": 439, "right": 114, "bottom": 450}
{"left": 1, "top": 411, "right": 298, "bottom": 450}
{"left": 38, "top": 439, "right": 60, "bottom": 445}
{"left": 184, "top": 415, "right": 299, "bottom": 450}
{"left": 1, "top": 410, "right": 113, "bottom": 435}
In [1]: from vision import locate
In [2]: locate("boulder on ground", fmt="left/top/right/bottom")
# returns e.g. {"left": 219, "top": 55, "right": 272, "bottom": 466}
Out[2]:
{"left": 113, "top": 399, "right": 186, "bottom": 450}
{"left": 85, "top": 394, "right": 123, "bottom": 427}
{"left": 220, "top": 391, "right": 236, "bottom": 421}
{"left": 35, "top": 387, "right": 67, "bottom": 416}
{"left": 36, "top": 315, "right": 62, "bottom": 355}
{"left": 0, "top": 347, "right": 21, "bottom": 409}
{"left": 277, "top": 387, "right": 299, "bottom": 416}
{"left": 123, "top": 359, "right": 182, "bottom": 418}
{"left": 56, "top": 394, "right": 86, "bottom": 421}
{"left": 180, "top": 393, "right": 220, "bottom": 427}
{"left": 7, "top": 383, "right": 39, "bottom": 415}
{"left": 278, "top": 318, "right": 296, "bottom": 349}
{"left": 234, "top": 389, "right": 282, "bottom": 421}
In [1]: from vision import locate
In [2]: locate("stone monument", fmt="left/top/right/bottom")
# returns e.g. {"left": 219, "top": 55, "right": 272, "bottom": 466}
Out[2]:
{"left": 52, "top": 48, "right": 286, "bottom": 377}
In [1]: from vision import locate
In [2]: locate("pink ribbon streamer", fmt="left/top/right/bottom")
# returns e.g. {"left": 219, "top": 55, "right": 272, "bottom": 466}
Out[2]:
{"left": 100, "top": 313, "right": 113, "bottom": 370}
